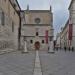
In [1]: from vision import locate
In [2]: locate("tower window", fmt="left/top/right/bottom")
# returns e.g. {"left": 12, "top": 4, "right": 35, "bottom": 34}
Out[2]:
{"left": 36, "top": 32, "right": 39, "bottom": 36}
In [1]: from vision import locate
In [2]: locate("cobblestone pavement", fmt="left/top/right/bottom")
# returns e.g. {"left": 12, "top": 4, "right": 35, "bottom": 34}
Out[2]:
{"left": 39, "top": 50, "right": 75, "bottom": 75}
{"left": 0, "top": 51, "right": 35, "bottom": 75}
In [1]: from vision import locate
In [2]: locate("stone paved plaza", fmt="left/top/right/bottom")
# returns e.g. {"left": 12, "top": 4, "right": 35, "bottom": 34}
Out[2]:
{"left": 0, "top": 51, "right": 35, "bottom": 75}
{"left": 39, "top": 50, "right": 75, "bottom": 75}
{"left": 0, "top": 50, "right": 75, "bottom": 75}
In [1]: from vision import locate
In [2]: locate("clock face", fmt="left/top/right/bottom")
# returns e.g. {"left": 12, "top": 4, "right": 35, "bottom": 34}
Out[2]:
{"left": 35, "top": 18, "right": 40, "bottom": 24}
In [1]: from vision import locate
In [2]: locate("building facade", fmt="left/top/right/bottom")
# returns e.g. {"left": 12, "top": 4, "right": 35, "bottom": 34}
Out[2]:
{"left": 20, "top": 6, "right": 54, "bottom": 50}
{"left": 56, "top": 19, "right": 73, "bottom": 49}
{"left": 56, "top": 0, "right": 75, "bottom": 50}
{"left": 0, "top": 0, "right": 21, "bottom": 51}
{"left": 69, "top": 0, "right": 75, "bottom": 49}
{"left": 56, "top": 33, "right": 61, "bottom": 49}
{"left": 60, "top": 20, "right": 69, "bottom": 49}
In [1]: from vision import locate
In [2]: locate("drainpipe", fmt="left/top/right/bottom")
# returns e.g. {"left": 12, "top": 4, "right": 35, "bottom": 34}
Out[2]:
{"left": 18, "top": 11, "right": 21, "bottom": 50}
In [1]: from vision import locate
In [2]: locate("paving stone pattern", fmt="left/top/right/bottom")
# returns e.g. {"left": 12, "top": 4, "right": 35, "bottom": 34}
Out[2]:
{"left": 0, "top": 50, "right": 75, "bottom": 75}
{"left": 39, "top": 50, "right": 75, "bottom": 75}
{"left": 0, "top": 51, "right": 35, "bottom": 75}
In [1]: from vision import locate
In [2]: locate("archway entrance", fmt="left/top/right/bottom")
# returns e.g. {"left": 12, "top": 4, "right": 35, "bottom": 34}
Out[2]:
{"left": 34, "top": 41, "right": 40, "bottom": 50}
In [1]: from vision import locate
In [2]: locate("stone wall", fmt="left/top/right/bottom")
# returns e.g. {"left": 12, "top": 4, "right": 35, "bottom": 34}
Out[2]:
{"left": 0, "top": 40, "right": 15, "bottom": 50}
{"left": 0, "top": 10, "right": 17, "bottom": 50}
{"left": 0, "top": 0, "right": 20, "bottom": 51}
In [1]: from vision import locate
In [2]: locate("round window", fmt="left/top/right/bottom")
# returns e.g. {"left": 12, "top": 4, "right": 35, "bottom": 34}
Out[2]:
{"left": 35, "top": 18, "right": 40, "bottom": 24}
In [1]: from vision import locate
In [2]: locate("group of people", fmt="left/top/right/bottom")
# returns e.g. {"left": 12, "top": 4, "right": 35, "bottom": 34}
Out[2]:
{"left": 54, "top": 46, "right": 74, "bottom": 52}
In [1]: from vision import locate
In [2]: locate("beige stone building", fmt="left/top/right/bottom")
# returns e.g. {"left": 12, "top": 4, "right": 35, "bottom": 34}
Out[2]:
{"left": 56, "top": 33, "right": 61, "bottom": 48}
{"left": 20, "top": 6, "right": 54, "bottom": 50}
{"left": 60, "top": 20, "right": 69, "bottom": 49}
{"left": 0, "top": 0, "right": 21, "bottom": 51}
{"left": 56, "top": 0, "right": 75, "bottom": 49}
{"left": 56, "top": 19, "right": 73, "bottom": 49}
{"left": 68, "top": 0, "right": 75, "bottom": 49}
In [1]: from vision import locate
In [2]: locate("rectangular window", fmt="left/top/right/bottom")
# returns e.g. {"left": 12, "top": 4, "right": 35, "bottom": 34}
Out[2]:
{"left": 1, "top": 12, "right": 5, "bottom": 26}
{"left": 0, "top": 10, "right": 5, "bottom": 25}
{"left": 30, "top": 40, "right": 33, "bottom": 44}
{"left": 36, "top": 32, "right": 39, "bottom": 36}
{"left": 42, "top": 40, "right": 44, "bottom": 44}
{"left": 12, "top": 22, "right": 14, "bottom": 32}
{"left": 13, "top": 4, "right": 16, "bottom": 8}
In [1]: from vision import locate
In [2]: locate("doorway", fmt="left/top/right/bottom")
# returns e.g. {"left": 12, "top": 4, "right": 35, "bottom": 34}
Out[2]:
{"left": 34, "top": 41, "right": 40, "bottom": 50}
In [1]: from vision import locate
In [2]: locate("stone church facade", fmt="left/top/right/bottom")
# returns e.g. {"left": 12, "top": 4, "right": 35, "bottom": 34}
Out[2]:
{"left": 20, "top": 6, "right": 54, "bottom": 50}
{"left": 0, "top": 0, "right": 21, "bottom": 51}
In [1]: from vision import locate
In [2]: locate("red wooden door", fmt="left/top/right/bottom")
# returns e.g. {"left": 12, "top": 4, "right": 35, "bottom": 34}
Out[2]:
{"left": 35, "top": 41, "right": 40, "bottom": 50}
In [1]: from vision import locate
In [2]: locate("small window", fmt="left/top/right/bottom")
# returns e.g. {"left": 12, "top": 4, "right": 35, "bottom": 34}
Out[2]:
{"left": 36, "top": 32, "right": 39, "bottom": 36}
{"left": 30, "top": 40, "right": 33, "bottom": 44}
{"left": 1, "top": 12, "right": 5, "bottom": 26}
{"left": 13, "top": 4, "right": 16, "bottom": 8}
{"left": 12, "top": 22, "right": 14, "bottom": 32}
{"left": 0, "top": 10, "right": 5, "bottom": 25}
{"left": 42, "top": 40, "right": 44, "bottom": 44}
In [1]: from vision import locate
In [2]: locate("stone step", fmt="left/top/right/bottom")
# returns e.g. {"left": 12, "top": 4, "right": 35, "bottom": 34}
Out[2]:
{"left": 0, "top": 49, "right": 15, "bottom": 55}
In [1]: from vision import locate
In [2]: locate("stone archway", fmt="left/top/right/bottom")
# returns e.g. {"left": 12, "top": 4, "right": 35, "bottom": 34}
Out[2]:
{"left": 34, "top": 41, "right": 40, "bottom": 50}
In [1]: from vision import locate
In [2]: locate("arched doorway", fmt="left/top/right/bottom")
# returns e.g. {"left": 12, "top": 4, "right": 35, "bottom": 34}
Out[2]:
{"left": 34, "top": 41, "right": 40, "bottom": 50}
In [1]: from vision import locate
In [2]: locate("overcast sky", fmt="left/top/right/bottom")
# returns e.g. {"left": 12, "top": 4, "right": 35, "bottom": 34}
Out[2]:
{"left": 18, "top": 0, "right": 71, "bottom": 38}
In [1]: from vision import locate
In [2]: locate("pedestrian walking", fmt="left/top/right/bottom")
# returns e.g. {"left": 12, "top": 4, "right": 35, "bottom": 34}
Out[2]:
{"left": 64, "top": 46, "right": 66, "bottom": 52}
{"left": 72, "top": 47, "right": 74, "bottom": 52}
{"left": 69, "top": 47, "right": 70, "bottom": 51}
